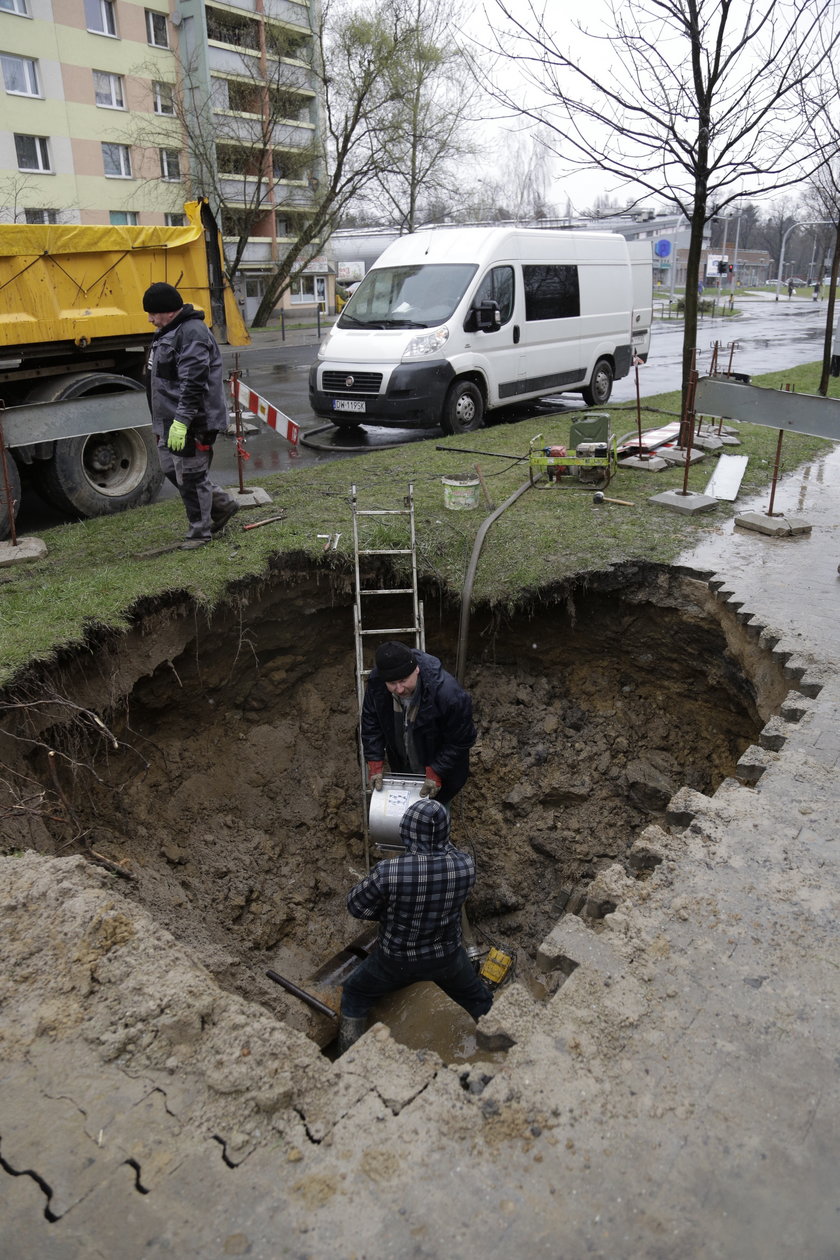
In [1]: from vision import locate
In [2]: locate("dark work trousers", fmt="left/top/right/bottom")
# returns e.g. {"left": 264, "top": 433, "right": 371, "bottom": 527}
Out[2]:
{"left": 157, "top": 435, "right": 235, "bottom": 540}
{"left": 340, "top": 944, "right": 493, "bottom": 1020}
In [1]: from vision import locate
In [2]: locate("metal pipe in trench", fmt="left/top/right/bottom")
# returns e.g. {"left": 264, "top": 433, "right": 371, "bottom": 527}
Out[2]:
{"left": 265, "top": 969, "right": 337, "bottom": 1019}
{"left": 454, "top": 477, "right": 537, "bottom": 685}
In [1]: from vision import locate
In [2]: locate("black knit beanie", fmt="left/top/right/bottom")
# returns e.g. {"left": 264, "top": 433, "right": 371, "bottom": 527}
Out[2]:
{"left": 143, "top": 282, "right": 183, "bottom": 313}
{"left": 375, "top": 641, "right": 416, "bottom": 681}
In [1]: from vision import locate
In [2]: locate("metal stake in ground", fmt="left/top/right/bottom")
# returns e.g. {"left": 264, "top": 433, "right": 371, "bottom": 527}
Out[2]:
{"left": 228, "top": 356, "right": 248, "bottom": 496}
{"left": 766, "top": 383, "right": 794, "bottom": 518}
{"left": 0, "top": 408, "right": 18, "bottom": 547}
{"left": 633, "top": 356, "right": 649, "bottom": 461}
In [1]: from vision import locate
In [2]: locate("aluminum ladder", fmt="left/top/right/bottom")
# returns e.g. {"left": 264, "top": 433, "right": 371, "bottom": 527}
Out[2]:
{"left": 350, "top": 482, "right": 425, "bottom": 869}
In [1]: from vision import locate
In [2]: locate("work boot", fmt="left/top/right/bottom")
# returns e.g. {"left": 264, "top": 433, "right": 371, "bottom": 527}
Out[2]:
{"left": 211, "top": 499, "right": 240, "bottom": 534}
{"left": 337, "top": 1015, "right": 367, "bottom": 1055}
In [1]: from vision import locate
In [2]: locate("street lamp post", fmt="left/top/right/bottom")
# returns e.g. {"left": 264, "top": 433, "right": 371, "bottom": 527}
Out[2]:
{"left": 775, "top": 221, "right": 833, "bottom": 300}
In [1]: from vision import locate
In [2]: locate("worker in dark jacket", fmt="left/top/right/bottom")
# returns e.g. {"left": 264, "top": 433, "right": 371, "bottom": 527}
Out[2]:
{"left": 143, "top": 282, "right": 239, "bottom": 549}
{"left": 338, "top": 798, "right": 493, "bottom": 1052}
{"left": 361, "top": 640, "right": 476, "bottom": 805}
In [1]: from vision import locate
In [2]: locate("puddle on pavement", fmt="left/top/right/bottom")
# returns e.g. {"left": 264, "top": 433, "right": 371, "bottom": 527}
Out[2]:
{"left": 0, "top": 563, "right": 792, "bottom": 1062}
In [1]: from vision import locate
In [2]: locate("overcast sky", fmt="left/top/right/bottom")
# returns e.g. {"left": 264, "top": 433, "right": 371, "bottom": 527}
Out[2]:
{"left": 461, "top": 0, "right": 631, "bottom": 214}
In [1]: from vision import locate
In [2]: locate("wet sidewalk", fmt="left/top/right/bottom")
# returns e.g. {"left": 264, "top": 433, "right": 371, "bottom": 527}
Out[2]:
{"left": 682, "top": 442, "right": 840, "bottom": 666}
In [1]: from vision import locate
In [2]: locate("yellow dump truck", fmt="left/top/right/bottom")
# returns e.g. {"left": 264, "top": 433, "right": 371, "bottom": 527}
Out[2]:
{"left": 0, "top": 200, "right": 249, "bottom": 537}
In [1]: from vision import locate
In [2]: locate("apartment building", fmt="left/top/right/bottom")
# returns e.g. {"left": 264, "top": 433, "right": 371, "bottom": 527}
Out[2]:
{"left": 0, "top": 0, "right": 320, "bottom": 307}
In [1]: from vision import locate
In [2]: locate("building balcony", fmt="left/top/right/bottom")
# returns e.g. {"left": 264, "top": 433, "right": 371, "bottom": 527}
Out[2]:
{"left": 211, "top": 112, "right": 314, "bottom": 149}
{"left": 207, "top": 46, "right": 315, "bottom": 94}
{"left": 222, "top": 236, "right": 275, "bottom": 262}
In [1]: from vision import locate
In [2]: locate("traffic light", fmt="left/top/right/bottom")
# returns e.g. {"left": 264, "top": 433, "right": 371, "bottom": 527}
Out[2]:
{"left": 717, "top": 260, "right": 727, "bottom": 275}
{"left": 728, "top": 264, "right": 734, "bottom": 274}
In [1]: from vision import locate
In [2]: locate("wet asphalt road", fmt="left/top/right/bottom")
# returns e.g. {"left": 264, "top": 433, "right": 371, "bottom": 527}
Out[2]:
{"left": 215, "top": 290, "right": 835, "bottom": 483}
{"left": 16, "top": 292, "right": 836, "bottom": 528}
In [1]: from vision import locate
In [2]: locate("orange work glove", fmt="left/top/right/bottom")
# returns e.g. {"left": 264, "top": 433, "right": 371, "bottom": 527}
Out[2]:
{"left": 419, "top": 767, "right": 443, "bottom": 798}
{"left": 367, "top": 760, "right": 384, "bottom": 791}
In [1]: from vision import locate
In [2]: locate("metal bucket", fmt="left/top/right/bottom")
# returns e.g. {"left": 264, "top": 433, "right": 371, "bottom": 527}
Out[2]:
{"left": 368, "top": 773, "right": 426, "bottom": 851}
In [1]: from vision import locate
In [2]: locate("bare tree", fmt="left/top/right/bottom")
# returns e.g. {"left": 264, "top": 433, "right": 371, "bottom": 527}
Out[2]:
{"left": 486, "top": 0, "right": 840, "bottom": 400}
{"left": 127, "top": 0, "right": 432, "bottom": 323}
{"left": 440, "top": 127, "right": 557, "bottom": 224}
{"left": 128, "top": 19, "right": 318, "bottom": 279}
{"left": 808, "top": 175, "right": 840, "bottom": 393}
{"left": 801, "top": 65, "right": 840, "bottom": 394}
{"left": 250, "top": 0, "right": 421, "bottom": 325}
{"left": 357, "top": 0, "right": 477, "bottom": 232}
{"left": 0, "top": 174, "right": 68, "bottom": 224}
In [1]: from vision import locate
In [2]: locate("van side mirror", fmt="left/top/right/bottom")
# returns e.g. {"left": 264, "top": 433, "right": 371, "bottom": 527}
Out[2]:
{"left": 471, "top": 300, "right": 501, "bottom": 333}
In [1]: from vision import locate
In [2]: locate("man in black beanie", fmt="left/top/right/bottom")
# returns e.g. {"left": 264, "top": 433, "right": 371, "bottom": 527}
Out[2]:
{"left": 142, "top": 281, "right": 239, "bottom": 548}
{"left": 361, "top": 640, "right": 476, "bottom": 805}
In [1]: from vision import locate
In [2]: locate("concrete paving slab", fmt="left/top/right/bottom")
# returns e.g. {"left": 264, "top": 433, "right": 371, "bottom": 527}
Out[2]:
{"left": 691, "top": 431, "right": 724, "bottom": 450}
{"left": 655, "top": 446, "right": 708, "bottom": 465}
{"left": 0, "top": 536, "right": 47, "bottom": 566}
{"left": 649, "top": 488, "right": 719, "bottom": 513}
{"left": 734, "top": 510, "right": 813, "bottom": 535}
{"left": 229, "top": 486, "right": 273, "bottom": 508}
{"left": 618, "top": 454, "right": 669, "bottom": 471}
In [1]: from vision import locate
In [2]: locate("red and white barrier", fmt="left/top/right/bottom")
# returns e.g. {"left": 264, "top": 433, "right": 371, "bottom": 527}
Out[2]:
{"left": 230, "top": 376, "right": 299, "bottom": 446}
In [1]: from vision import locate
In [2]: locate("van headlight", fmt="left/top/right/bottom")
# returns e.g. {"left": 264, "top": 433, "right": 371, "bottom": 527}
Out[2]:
{"left": 403, "top": 326, "right": 449, "bottom": 359}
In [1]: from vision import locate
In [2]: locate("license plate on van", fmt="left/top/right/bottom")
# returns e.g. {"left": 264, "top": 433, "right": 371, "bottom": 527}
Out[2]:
{"left": 333, "top": 399, "right": 366, "bottom": 413}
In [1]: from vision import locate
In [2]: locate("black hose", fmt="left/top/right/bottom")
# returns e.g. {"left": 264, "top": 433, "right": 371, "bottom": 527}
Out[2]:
{"left": 454, "top": 476, "right": 537, "bottom": 684}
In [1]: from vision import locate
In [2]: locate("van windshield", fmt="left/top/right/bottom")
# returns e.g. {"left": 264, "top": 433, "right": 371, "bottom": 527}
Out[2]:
{"left": 338, "top": 263, "right": 477, "bottom": 329}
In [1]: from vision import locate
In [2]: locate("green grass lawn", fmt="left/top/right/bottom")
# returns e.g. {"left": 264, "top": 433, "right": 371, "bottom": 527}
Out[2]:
{"left": 0, "top": 362, "right": 836, "bottom": 688}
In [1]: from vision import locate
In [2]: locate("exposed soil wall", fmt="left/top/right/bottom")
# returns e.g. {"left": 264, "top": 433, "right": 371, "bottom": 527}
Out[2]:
{"left": 0, "top": 560, "right": 789, "bottom": 1052}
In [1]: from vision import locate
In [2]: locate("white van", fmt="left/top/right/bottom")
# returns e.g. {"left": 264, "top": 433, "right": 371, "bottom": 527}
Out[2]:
{"left": 309, "top": 226, "right": 652, "bottom": 433}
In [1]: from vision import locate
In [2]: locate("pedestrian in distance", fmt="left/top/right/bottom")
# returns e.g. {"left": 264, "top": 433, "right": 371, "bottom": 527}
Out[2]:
{"left": 142, "top": 282, "right": 239, "bottom": 550}
{"left": 787, "top": 278, "right": 795, "bottom": 298}
{"left": 813, "top": 281, "right": 821, "bottom": 302}
{"left": 362, "top": 640, "right": 476, "bottom": 806}
{"left": 337, "top": 798, "right": 493, "bottom": 1053}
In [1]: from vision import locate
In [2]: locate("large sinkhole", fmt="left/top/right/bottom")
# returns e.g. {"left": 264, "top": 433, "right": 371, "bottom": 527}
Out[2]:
{"left": 1, "top": 562, "right": 790, "bottom": 1056}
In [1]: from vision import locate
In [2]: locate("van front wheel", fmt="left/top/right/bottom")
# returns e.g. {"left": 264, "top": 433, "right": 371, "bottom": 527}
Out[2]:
{"left": 582, "top": 359, "right": 614, "bottom": 406}
{"left": 441, "top": 381, "right": 484, "bottom": 434}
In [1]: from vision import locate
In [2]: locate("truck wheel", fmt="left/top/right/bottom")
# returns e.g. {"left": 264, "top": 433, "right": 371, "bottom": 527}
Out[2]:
{"left": 582, "top": 359, "right": 614, "bottom": 406}
{"left": 0, "top": 452, "right": 22, "bottom": 541}
{"left": 441, "top": 381, "right": 484, "bottom": 434}
{"left": 26, "top": 374, "right": 164, "bottom": 518}
{"left": 37, "top": 428, "right": 162, "bottom": 518}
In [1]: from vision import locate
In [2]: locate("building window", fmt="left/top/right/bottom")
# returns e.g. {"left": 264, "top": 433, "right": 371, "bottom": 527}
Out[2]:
{"left": 152, "top": 80, "right": 174, "bottom": 115}
{"left": 15, "top": 133, "right": 51, "bottom": 172}
{"left": 165, "top": 212, "right": 186, "bottom": 226}
{"left": 1, "top": 54, "right": 40, "bottom": 96}
{"left": 102, "top": 142, "right": 132, "bottom": 178}
{"left": 93, "top": 70, "right": 124, "bottom": 109}
{"left": 110, "top": 210, "right": 138, "bottom": 225}
{"left": 0, "top": 0, "right": 29, "bottom": 13}
{"left": 159, "top": 148, "right": 181, "bottom": 181}
{"left": 290, "top": 276, "right": 316, "bottom": 304}
{"left": 25, "top": 207, "right": 58, "bottom": 223}
{"left": 145, "top": 9, "right": 168, "bottom": 47}
{"left": 84, "top": 0, "right": 117, "bottom": 37}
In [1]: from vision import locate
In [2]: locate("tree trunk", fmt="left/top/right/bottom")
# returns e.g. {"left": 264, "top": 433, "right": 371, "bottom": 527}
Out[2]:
{"left": 818, "top": 220, "right": 840, "bottom": 397}
{"left": 250, "top": 216, "right": 326, "bottom": 328}
{"left": 680, "top": 192, "right": 708, "bottom": 434}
